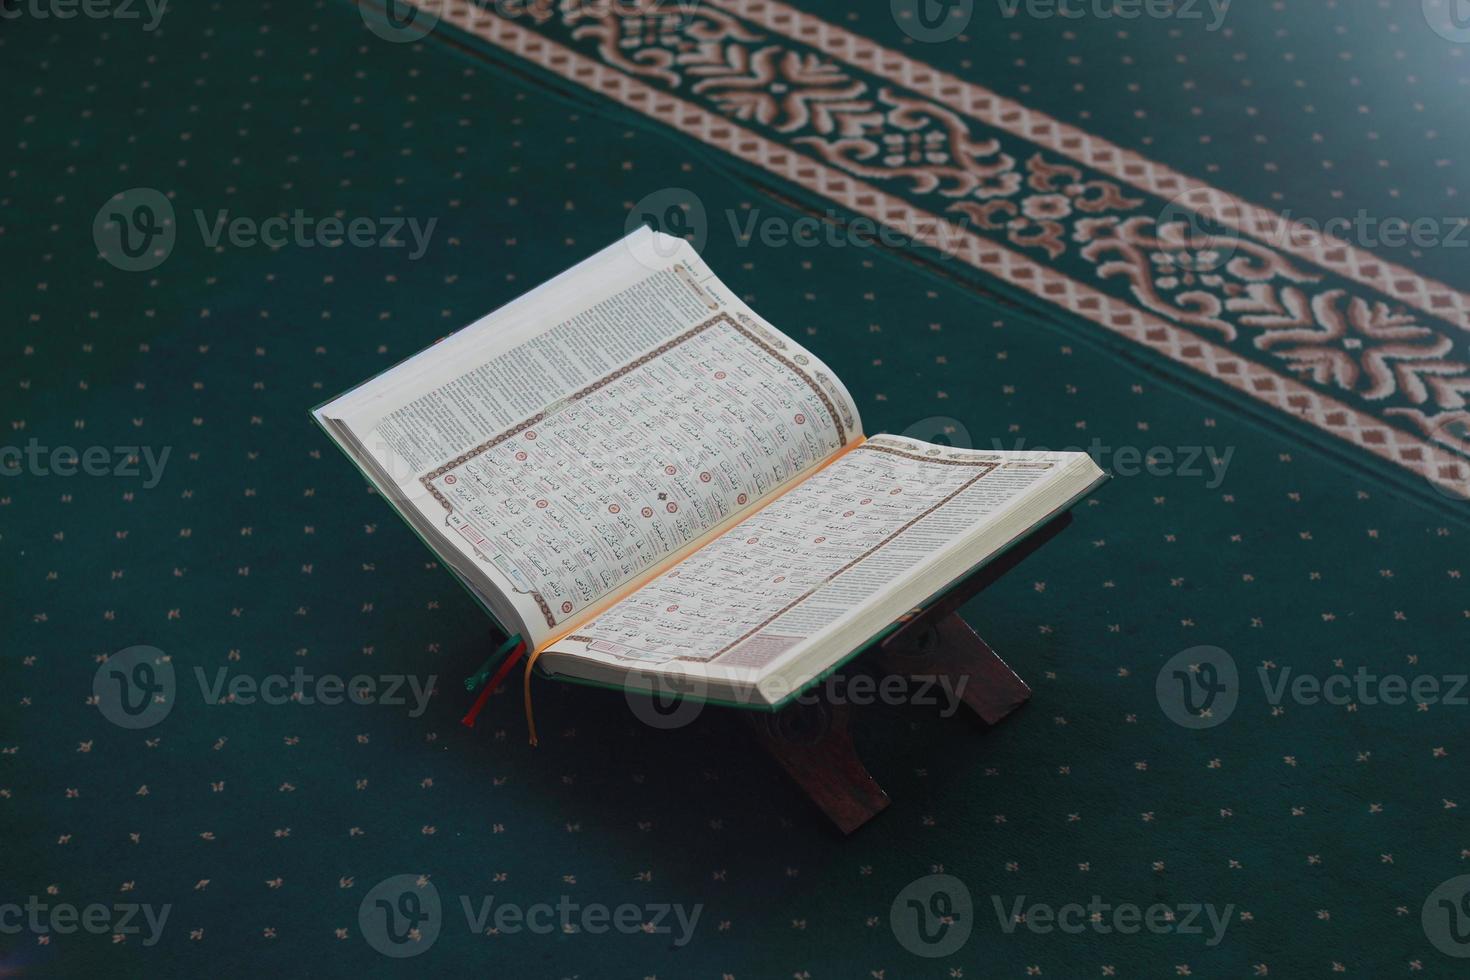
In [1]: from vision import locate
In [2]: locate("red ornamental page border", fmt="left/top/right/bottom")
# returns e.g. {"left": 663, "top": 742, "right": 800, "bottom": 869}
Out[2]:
{"left": 401, "top": 0, "right": 1470, "bottom": 498}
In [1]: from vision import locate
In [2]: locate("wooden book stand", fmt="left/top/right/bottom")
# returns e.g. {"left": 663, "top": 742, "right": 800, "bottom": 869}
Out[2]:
{"left": 742, "top": 512, "right": 1073, "bottom": 834}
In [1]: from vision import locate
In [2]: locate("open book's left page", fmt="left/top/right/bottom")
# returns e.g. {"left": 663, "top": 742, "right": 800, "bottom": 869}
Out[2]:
{"left": 314, "top": 229, "right": 863, "bottom": 648}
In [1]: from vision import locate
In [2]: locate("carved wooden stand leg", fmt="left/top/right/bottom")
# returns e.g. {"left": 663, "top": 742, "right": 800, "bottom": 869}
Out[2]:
{"left": 874, "top": 613, "right": 1032, "bottom": 726}
{"left": 743, "top": 697, "right": 889, "bottom": 836}
{"left": 743, "top": 512, "right": 1070, "bottom": 834}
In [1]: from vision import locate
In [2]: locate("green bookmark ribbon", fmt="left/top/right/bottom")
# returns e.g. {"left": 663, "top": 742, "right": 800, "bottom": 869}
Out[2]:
{"left": 465, "top": 634, "right": 524, "bottom": 692}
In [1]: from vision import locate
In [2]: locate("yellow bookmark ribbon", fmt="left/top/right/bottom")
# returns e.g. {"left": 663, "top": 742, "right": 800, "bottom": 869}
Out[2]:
{"left": 523, "top": 644, "right": 548, "bottom": 747}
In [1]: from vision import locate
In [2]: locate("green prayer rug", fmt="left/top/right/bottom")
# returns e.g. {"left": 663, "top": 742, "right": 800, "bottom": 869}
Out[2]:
{"left": 3, "top": 0, "right": 1469, "bottom": 976}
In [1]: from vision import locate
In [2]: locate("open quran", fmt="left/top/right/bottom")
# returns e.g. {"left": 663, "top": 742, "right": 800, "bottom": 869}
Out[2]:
{"left": 314, "top": 229, "right": 1105, "bottom": 712}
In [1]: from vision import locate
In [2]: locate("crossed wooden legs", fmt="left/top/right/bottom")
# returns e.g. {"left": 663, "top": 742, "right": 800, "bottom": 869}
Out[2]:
{"left": 741, "top": 512, "right": 1069, "bottom": 833}
{"left": 744, "top": 610, "right": 1032, "bottom": 834}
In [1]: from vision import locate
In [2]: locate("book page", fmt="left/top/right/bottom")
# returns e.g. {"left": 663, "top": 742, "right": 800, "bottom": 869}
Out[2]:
{"left": 545, "top": 436, "right": 1072, "bottom": 685}
{"left": 318, "top": 230, "right": 862, "bottom": 646}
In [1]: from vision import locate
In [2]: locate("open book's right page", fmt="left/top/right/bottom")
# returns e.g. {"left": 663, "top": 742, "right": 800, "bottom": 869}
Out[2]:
{"left": 542, "top": 436, "right": 1103, "bottom": 703}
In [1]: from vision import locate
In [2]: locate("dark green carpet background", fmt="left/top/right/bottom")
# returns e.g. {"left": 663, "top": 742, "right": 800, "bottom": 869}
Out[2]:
{"left": 2, "top": 1, "right": 1468, "bottom": 976}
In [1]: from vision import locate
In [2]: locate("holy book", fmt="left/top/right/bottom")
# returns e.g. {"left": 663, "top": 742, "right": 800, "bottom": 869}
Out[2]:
{"left": 314, "top": 228, "right": 1105, "bottom": 711}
